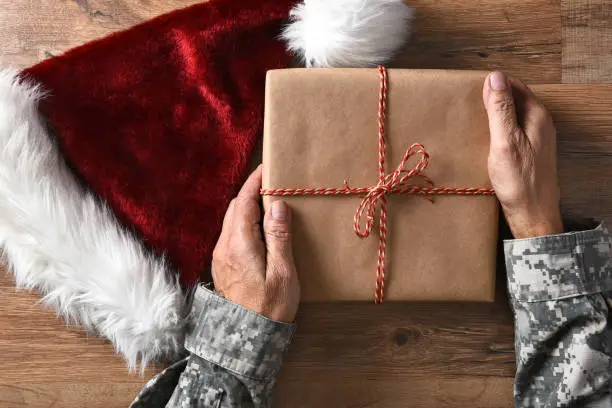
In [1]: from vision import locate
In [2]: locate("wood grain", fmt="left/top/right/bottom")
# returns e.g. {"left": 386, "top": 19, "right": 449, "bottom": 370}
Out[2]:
{"left": 275, "top": 296, "right": 516, "bottom": 408}
{"left": 276, "top": 377, "right": 513, "bottom": 408}
{"left": 396, "top": 0, "right": 562, "bottom": 83}
{"left": 533, "top": 84, "right": 612, "bottom": 224}
{"left": 562, "top": 0, "right": 612, "bottom": 83}
{"left": 0, "top": 0, "right": 202, "bottom": 68}
{"left": 0, "top": 272, "right": 156, "bottom": 382}
{"left": 0, "top": 383, "right": 143, "bottom": 408}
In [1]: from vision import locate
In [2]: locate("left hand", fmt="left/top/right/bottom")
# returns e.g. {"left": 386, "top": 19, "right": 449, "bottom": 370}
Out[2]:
{"left": 211, "top": 165, "right": 300, "bottom": 323}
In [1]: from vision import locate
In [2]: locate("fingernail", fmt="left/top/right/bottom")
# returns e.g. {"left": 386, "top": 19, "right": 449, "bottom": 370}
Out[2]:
{"left": 490, "top": 72, "right": 507, "bottom": 91}
{"left": 271, "top": 201, "right": 287, "bottom": 221}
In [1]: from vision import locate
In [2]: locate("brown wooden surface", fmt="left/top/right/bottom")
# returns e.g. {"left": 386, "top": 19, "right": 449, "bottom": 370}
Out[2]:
{"left": 0, "top": 1, "right": 201, "bottom": 68}
{"left": 398, "top": 0, "right": 562, "bottom": 83}
{"left": 535, "top": 85, "right": 612, "bottom": 223}
{"left": 562, "top": 0, "right": 612, "bottom": 83}
{"left": 0, "top": 0, "right": 611, "bottom": 407}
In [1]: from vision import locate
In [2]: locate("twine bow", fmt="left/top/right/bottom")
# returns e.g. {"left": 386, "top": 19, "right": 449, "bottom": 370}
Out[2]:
{"left": 351, "top": 143, "right": 433, "bottom": 239}
{"left": 349, "top": 142, "right": 435, "bottom": 303}
{"left": 260, "top": 66, "right": 495, "bottom": 303}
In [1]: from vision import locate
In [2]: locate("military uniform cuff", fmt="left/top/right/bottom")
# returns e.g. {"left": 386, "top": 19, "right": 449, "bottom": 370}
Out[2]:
{"left": 185, "top": 286, "right": 296, "bottom": 381}
{"left": 504, "top": 223, "right": 612, "bottom": 302}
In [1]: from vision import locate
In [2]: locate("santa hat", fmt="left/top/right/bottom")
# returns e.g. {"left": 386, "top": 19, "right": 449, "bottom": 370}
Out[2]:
{"left": 0, "top": 0, "right": 413, "bottom": 370}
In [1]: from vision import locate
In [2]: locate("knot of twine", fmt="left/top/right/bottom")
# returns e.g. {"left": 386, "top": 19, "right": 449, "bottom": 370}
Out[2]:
{"left": 351, "top": 143, "right": 433, "bottom": 239}
{"left": 260, "top": 66, "right": 495, "bottom": 303}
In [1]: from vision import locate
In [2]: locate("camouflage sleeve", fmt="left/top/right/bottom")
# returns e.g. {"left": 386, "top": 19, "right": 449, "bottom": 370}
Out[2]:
{"left": 130, "top": 286, "right": 296, "bottom": 408}
{"left": 505, "top": 223, "right": 612, "bottom": 408}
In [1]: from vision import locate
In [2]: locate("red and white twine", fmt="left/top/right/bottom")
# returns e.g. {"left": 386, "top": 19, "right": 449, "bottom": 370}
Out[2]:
{"left": 261, "top": 66, "right": 495, "bottom": 303}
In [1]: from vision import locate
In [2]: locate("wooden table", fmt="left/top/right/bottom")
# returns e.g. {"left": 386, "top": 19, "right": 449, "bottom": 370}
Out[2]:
{"left": 1, "top": 1, "right": 611, "bottom": 407}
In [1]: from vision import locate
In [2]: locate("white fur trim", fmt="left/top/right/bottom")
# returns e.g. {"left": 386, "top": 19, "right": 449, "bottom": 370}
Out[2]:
{"left": 281, "top": 0, "right": 414, "bottom": 68}
{"left": 0, "top": 69, "right": 185, "bottom": 372}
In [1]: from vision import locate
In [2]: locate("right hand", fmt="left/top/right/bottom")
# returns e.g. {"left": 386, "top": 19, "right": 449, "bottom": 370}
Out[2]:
{"left": 483, "top": 71, "right": 564, "bottom": 239}
{"left": 211, "top": 166, "right": 300, "bottom": 323}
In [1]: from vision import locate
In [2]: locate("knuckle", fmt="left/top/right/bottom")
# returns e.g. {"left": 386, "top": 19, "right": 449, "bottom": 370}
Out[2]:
{"left": 491, "top": 144, "right": 510, "bottom": 158}
{"left": 266, "top": 230, "right": 291, "bottom": 243}
{"left": 266, "top": 228, "right": 291, "bottom": 242}
{"left": 265, "top": 223, "right": 291, "bottom": 242}
{"left": 491, "top": 137, "right": 516, "bottom": 156}
{"left": 495, "top": 96, "right": 515, "bottom": 113}
{"left": 490, "top": 144, "right": 524, "bottom": 171}
{"left": 269, "top": 262, "right": 294, "bottom": 280}
{"left": 212, "top": 246, "right": 223, "bottom": 263}
{"left": 531, "top": 105, "right": 552, "bottom": 124}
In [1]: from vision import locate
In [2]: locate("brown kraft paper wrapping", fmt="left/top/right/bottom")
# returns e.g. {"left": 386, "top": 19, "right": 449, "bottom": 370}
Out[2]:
{"left": 262, "top": 68, "right": 498, "bottom": 302}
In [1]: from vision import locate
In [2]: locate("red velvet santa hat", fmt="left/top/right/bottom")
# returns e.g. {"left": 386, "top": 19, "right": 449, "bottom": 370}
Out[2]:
{"left": 0, "top": 0, "right": 412, "bottom": 370}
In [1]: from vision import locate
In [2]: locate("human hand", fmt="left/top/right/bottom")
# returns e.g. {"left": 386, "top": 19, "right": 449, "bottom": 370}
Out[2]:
{"left": 483, "top": 72, "right": 563, "bottom": 239}
{"left": 211, "top": 165, "right": 300, "bottom": 322}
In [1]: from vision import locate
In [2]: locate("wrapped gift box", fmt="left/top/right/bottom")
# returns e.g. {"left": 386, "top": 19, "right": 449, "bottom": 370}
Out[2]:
{"left": 262, "top": 68, "right": 498, "bottom": 302}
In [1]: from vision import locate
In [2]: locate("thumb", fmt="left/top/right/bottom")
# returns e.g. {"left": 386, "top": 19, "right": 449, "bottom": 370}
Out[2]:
{"left": 483, "top": 72, "right": 521, "bottom": 150}
{"left": 263, "top": 201, "right": 295, "bottom": 276}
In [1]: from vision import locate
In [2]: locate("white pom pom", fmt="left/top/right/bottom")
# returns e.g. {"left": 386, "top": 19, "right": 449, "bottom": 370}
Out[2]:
{"left": 281, "top": 0, "right": 414, "bottom": 68}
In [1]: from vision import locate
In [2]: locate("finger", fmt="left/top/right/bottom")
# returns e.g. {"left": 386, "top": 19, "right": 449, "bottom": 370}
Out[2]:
{"left": 213, "top": 199, "right": 236, "bottom": 253}
{"left": 221, "top": 199, "right": 236, "bottom": 233}
{"left": 483, "top": 71, "right": 523, "bottom": 152}
{"left": 237, "top": 165, "right": 263, "bottom": 201}
{"left": 505, "top": 76, "right": 545, "bottom": 130}
{"left": 263, "top": 201, "right": 295, "bottom": 280}
{"left": 232, "top": 165, "right": 264, "bottom": 243}
{"left": 508, "top": 75, "right": 530, "bottom": 94}
{"left": 508, "top": 75, "right": 541, "bottom": 109}
{"left": 510, "top": 80, "right": 554, "bottom": 145}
